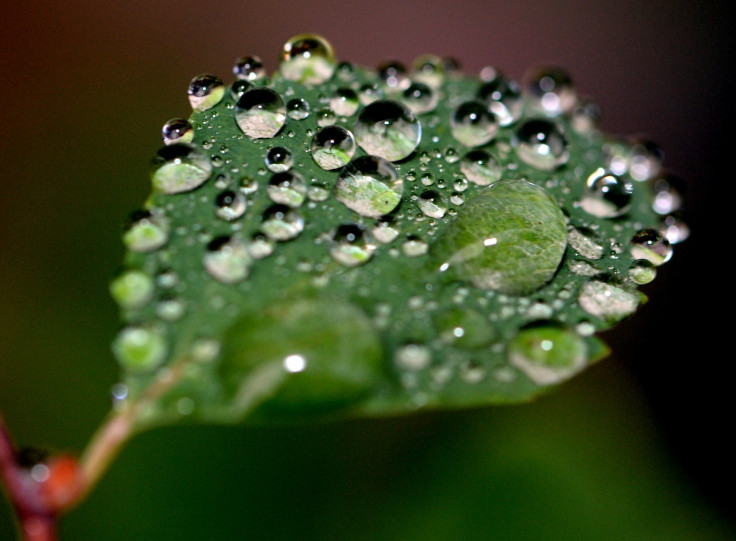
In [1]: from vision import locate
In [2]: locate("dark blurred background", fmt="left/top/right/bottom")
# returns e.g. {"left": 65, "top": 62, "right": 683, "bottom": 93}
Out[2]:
{"left": 1, "top": 1, "right": 734, "bottom": 539}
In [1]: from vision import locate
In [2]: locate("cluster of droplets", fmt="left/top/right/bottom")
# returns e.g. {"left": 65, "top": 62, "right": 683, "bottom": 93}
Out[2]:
{"left": 110, "top": 34, "right": 686, "bottom": 415}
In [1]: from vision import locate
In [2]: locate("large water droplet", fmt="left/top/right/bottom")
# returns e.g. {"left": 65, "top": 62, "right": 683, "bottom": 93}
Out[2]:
{"left": 280, "top": 34, "right": 337, "bottom": 85}
{"left": 151, "top": 144, "right": 212, "bottom": 194}
{"left": 203, "top": 236, "right": 252, "bottom": 283}
{"left": 330, "top": 88, "right": 360, "bottom": 117}
{"left": 260, "top": 204, "right": 304, "bottom": 241}
{"left": 477, "top": 73, "right": 523, "bottom": 126}
{"left": 354, "top": 100, "right": 421, "bottom": 162}
{"left": 110, "top": 270, "right": 154, "bottom": 310}
{"left": 417, "top": 190, "right": 447, "bottom": 218}
{"left": 512, "top": 119, "right": 569, "bottom": 171}
{"left": 311, "top": 125, "right": 356, "bottom": 170}
{"left": 523, "top": 66, "right": 577, "bottom": 117}
{"left": 433, "top": 179, "right": 567, "bottom": 295}
{"left": 235, "top": 88, "right": 287, "bottom": 139}
{"left": 112, "top": 326, "right": 168, "bottom": 372}
{"left": 267, "top": 171, "right": 307, "bottom": 208}
{"left": 459, "top": 149, "right": 503, "bottom": 186}
{"left": 330, "top": 224, "right": 376, "bottom": 266}
{"left": 450, "top": 101, "right": 498, "bottom": 147}
{"left": 123, "top": 210, "right": 169, "bottom": 252}
{"left": 580, "top": 168, "right": 633, "bottom": 218}
{"left": 162, "top": 118, "right": 194, "bottom": 145}
{"left": 188, "top": 74, "right": 225, "bottom": 112}
{"left": 578, "top": 279, "right": 640, "bottom": 323}
{"left": 508, "top": 324, "right": 587, "bottom": 385}
{"left": 630, "top": 228, "right": 672, "bottom": 265}
{"left": 335, "top": 155, "right": 403, "bottom": 218}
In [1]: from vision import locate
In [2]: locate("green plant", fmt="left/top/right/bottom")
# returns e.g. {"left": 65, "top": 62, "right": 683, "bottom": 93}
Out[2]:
{"left": 0, "top": 33, "right": 686, "bottom": 540}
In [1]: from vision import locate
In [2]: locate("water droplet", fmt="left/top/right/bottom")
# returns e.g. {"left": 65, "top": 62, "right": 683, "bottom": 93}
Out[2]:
{"left": 434, "top": 179, "right": 567, "bottom": 295}
{"left": 459, "top": 149, "right": 503, "bottom": 186}
{"left": 156, "top": 297, "right": 185, "bottom": 321}
{"left": 628, "top": 138, "right": 664, "bottom": 181}
{"left": 267, "top": 171, "right": 307, "bottom": 208}
{"left": 628, "top": 259, "right": 657, "bottom": 284}
{"left": 330, "top": 224, "right": 376, "bottom": 266}
{"left": 402, "top": 236, "right": 428, "bottom": 257}
{"left": 477, "top": 73, "right": 523, "bottom": 126}
{"left": 330, "top": 88, "right": 360, "bottom": 117}
{"left": 512, "top": 119, "right": 569, "bottom": 171}
{"left": 394, "top": 344, "right": 431, "bottom": 371}
{"left": 630, "top": 228, "right": 672, "bottom": 265}
{"left": 247, "top": 233, "right": 275, "bottom": 259}
{"left": 311, "top": 125, "right": 356, "bottom": 170}
{"left": 203, "top": 236, "right": 252, "bottom": 283}
{"left": 508, "top": 324, "right": 587, "bottom": 385}
{"left": 412, "top": 54, "right": 444, "bottom": 88}
{"left": 240, "top": 176, "right": 259, "bottom": 194}
{"left": 354, "top": 100, "right": 422, "bottom": 162}
{"left": 417, "top": 190, "right": 447, "bottom": 218}
{"left": 660, "top": 213, "right": 689, "bottom": 244}
{"left": 265, "top": 146, "right": 293, "bottom": 173}
{"left": 401, "top": 82, "right": 438, "bottom": 114}
{"left": 151, "top": 143, "right": 213, "bottom": 194}
{"left": 112, "top": 326, "right": 167, "bottom": 372}
{"left": 230, "top": 80, "right": 253, "bottom": 99}
{"left": 567, "top": 226, "right": 605, "bottom": 260}
{"left": 162, "top": 118, "right": 194, "bottom": 145}
{"left": 286, "top": 97, "right": 311, "bottom": 120}
{"left": 123, "top": 210, "right": 169, "bottom": 252}
{"left": 235, "top": 88, "right": 286, "bottom": 139}
{"left": 450, "top": 101, "right": 498, "bottom": 147}
{"left": 578, "top": 279, "right": 640, "bottom": 323}
{"left": 188, "top": 74, "right": 225, "bottom": 112}
{"left": 434, "top": 308, "right": 494, "bottom": 348}
{"left": 316, "top": 107, "right": 337, "bottom": 127}
{"left": 110, "top": 270, "right": 154, "bottom": 310}
{"left": 652, "top": 174, "right": 684, "bottom": 215}
{"left": 580, "top": 169, "right": 633, "bottom": 218}
{"left": 358, "top": 83, "right": 383, "bottom": 105}
{"left": 233, "top": 55, "right": 265, "bottom": 81}
{"left": 214, "top": 190, "right": 247, "bottom": 221}
{"left": 306, "top": 183, "right": 331, "bottom": 202}
{"left": 335, "top": 155, "right": 403, "bottom": 218}
{"left": 260, "top": 204, "right": 304, "bottom": 241}
{"left": 372, "top": 221, "right": 400, "bottom": 244}
{"left": 378, "top": 60, "right": 409, "bottom": 90}
{"left": 572, "top": 101, "right": 602, "bottom": 133}
{"left": 523, "top": 66, "right": 577, "bottom": 117}
{"left": 280, "top": 34, "right": 337, "bottom": 85}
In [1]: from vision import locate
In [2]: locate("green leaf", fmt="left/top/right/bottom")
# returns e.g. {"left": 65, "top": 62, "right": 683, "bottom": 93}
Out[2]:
{"left": 110, "top": 34, "right": 679, "bottom": 431}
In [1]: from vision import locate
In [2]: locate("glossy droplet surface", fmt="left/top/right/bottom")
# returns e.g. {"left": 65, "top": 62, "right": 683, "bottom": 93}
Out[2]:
{"left": 260, "top": 204, "right": 304, "bottom": 241}
{"left": 311, "top": 125, "right": 356, "bottom": 170}
{"left": 335, "top": 155, "right": 403, "bottom": 218}
{"left": 162, "top": 118, "right": 193, "bottom": 145}
{"left": 280, "top": 34, "right": 337, "bottom": 85}
{"left": 235, "top": 88, "right": 287, "bottom": 139}
{"left": 417, "top": 190, "right": 447, "bottom": 218}
{"left": 401, "top": 82, "right": 437, "bottom": 114}
{"left": 630, "top": 228, "right": 672, "bottom": 265}
{"left": 204, "top": 236, "right": 252, "bottom": 284}
{"left": 188, "top": 74, "right": 224, "bottom": 112}
{"left": 477, "top": 73, "right": 523, "bottom": 126}
{"left": 460, "top": 149, "right": 502, "bottom": 186}
{"left": 233, "top": 55, "right": 265, "bottom": 81}
{"left": 523, "top": 66, "right": 577, "bottom": 117}
{"left": 508, "top": 325, "right": 587, "bottom": 385}
{"left": 265, "top": 146, "right": 293, "bottom": 173}
{"left": 123, "top": 211, "right": 169, "bottom": 253}
{"left": 330, "top": 224, "right": 375, "bottom": 266}
{"left": 112, "top": 326, "right": 167, "bottom": 372}
{"left": 214, "top": 190, "right": 247, "bottom": 221}
{"left": 267, "top": 171, "right": 307, "bottom": 208}
{"left": 581, "top": 169, "right": 633, "bottom": 218}
{"left": 110, "top": 270, "right": 154, "bottom": 310}
{"left": 286, "top": 98, "right": 310, "bottom": 120}
{"left": 354, "top": 100, "right": 421, "bottom": 162}
{"left": 151, "top": 144, "right": 212, "bottom": 194}
{"left": 450, "top": 101, "right": 498, "bottom": 147}
{"left": 434, "top": 179, "right": 567, "bottom": 295}
{"left": 330, "top": 88, "right": 360, "bottom": 117}
{"left": 578, "top": 279, "right": 639, "bottom": 323}
{"left": 513, "top": 119, "right": 569, "bottom": 171}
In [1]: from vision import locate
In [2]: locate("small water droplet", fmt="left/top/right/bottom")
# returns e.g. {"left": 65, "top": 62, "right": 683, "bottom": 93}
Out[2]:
{"left": 286, "top": 97, "right": 311, "bottom": 120}
{"left": 567, "top": 226, "right": 605, "bottom": 260}
{"left": 628, "top": 138, "right": 664, "bottom": 182}
{"left": 508, "top": 324, "right": 587, "bottom": 385}
{"left": 450, "top": 101, "right": 498, "bottom": 147}
{"left": 123, "top": 210, "right": 169, "bottom": 252}
{"left": 110, "top": 270, "right": 154, "bottom": 310}
{"left": 330, "top": 224, "right": 376, "bottom": 266}
{"left": 151, "top": 143, "right": 213, "bottom": 194}
{"left": 459, "top": 149, "right": 503, "bottom": 186}
{"left": 354, "top": 100, "right": 422, "bottom": 162}
{"left": 280, "top": 34, "right": 337, "bottom": 85}
{"left": 156, "top": 297, "right": 185, "bottom": 321}
{"left": 372, "top": 221, "right": 400, "bottom": 244}
{"left": 214, "top": 190, "right": 247, "bottom": 221}
{"left": 307, "top": 183, "right": 331, "bottom": 202}
{"left": 402, "top": 236, "right": 428, "bottom": 257}
{"left": 162, "top": 118, "right": 194, "bottom": 145}
{"left": 316, "top": 107, "right": 337, "bottom": 127}
{"left": 335, "top": 155, "right": 403, "bottom": 218}
{"left": 578, "top": 279, "right": 640, "bottom": 323}
{"left": 267, "top": 171, "right": 307, "bottom": 207}
{"left": 412, "top": 54, "right": 444, "bottom": 88}
{"left": 188, "top": 74, "right": 225, "bottom": 112}
{"left": 358, "top": 83, "right": 383, "bottom": 105}
{"left": 652, "top": 174, "right": 684, "bottom": 215}
{"left": 395, "top": 344, "right": 431, "bottom": 371}
{"left": 265, "top": 146, "right": 293, "bottom": 173}
{"left": 235, "top": 88, "right": 287, "bottom": 139}
{"left": 401, "top": 81, "right": 438, "bottom": 114}
{"left": 627, "top": 259, "right": 657, "bottom": 284}
{"left": 247, "top": 233, "right": 275, "bottom": 259}
{"left": 112, "top": 326, "right": 168, "bottom": 372}
{"left": 230, "top": 80, "right": 253, "bottom": 99}
{"left": 378, "top": 60, "right": 410, "bottom": 90}
{"left": 311, "top": 125, "right": 356, "bottom": 170}
{"left": 630, "top": 228, "right": 672, "bottom": 265}
{"left": 203, "top": 236, "right": 252, "bottom": 283}
{"left": 330, "top": 87, "right": 360, "bottom": 117}
{"left": 417, "top": 190, "right": 447, "bottom": 218}
{"left": 477, "top": 73, "right": 523, "bottom": 126}
{"left": 523, "top": 66, "right": 577, "bottom": 117}
{"left": 572, "top": 101, "right": 601, "bottom": 133}
{"left": 512, "top": 119, "right": 569, "bottom": 171}
{"left": 660, "top": 213, "right": 689, "bottom": 244}
{"left": 233, "top": 55, "right": 265, "bottom": 81}
{"left": 580, "top": 169, "right": 633, "bottom": 218}
{"left": 260, "top": 204, "right": 305, "bottom": 241}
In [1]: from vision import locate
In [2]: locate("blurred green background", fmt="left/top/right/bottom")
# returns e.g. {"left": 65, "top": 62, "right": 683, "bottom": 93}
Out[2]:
{"left": 1, "top": 1, "right": 733, "bottom": 539}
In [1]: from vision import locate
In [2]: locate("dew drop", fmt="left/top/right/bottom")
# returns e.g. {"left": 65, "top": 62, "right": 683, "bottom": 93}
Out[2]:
{"left": 260, "top": 204, "right": 305, "bottom": 241}
{"left": 512, "top": 119, "right": 569, "bottom": 171}
{"left": 335, "top": 155, "right": 403, "bottom": 218}
{"left": 580, "top": 169, "right": 633, "bottom": 218}
{"left": 572, "top": 101, "right": 602, "bottom": 133}
{"left": 394, "top": 344, "right": 431, "bottom": 371}
{"left": 412, "top": 54, "right": 444, "bottom": 88}
{"left": 508, "top": 324, "right": 587, "bottom": 385}
{"left": 162, "top": 118, "right": 194, "bottom": 145}
{"left": 230, "top": 80, "right": 253, "bottom": 99}
{"left": 235, "top": 88, "right": 287, "bottom": 139}
{"left": 286, "top": 98, "right": 311, "bottom": 120}
{"left": 247, "top": 233, "right": 275, "bottom": 259}
{"left": 628, "top": 138, "right": 664, "bottom": 182}
{"left": 280, "top": 34, "right": 337, "bottom": 85}
{"left": 203, "top": 236, "right": 252, "bottom": 283}
{"left": 372, "top": 221, "right": 400, "bottom": 244}
{"left": 330, "top": 88, "right": 360, "bottom": 117}
{"left": 402, "top": 236, "right": 429, "bottom": 257}
{"left": 311, "top": 125, "right": 356, "bottom": 170}
{"left": 630, "top": 228, "right": 672, "bottom": 266}
{"left": 110, "top": 270, "right": 154, "bottom": 310}
{"left": 151, "top": 143, "right": 213, "bottom": 194}
{"left": 112, "top": 326, "right": 168, "bottom": 372}
{"left": 267, "top": 171, "right": 307, "bottom": 208}
{"left": 523, "top": 66, "right": 577, "bottom": 117}
{"left": 401, "top": 82, "right": 438, "bottom": 115}
{"left": 578, "top": 279, "right": 639, "bottom": 323}
{"left": 358, "top": 83, "right": 383, "bottom": 105}
{"left": 477, "top": 73, "right": 523, "bottom": 126}
{"left": 123, "top": 210, "right": 169, "bottom": 253}
{"left": 306, "top": 183, "right": 331, "bottom": 202}
{"left": 188, "top": 74, "right": 225, "bottom": 112}
{"left": 459, "top": 149, "right": 503, "bottom": 186}
{"left": 214, "top": 190, "right": 247, "bottom": 221}
{"left": 378, "top": 60, "right": 409, "bottom": 90}
{"left": 316, "top": 108, "right": 337, "bottom": 127}
{"left": 567, "top": 226, "right": 605, "bottom": 260}
{"left": 434, "top": 308, "right": 494, "bottom": 348}
{"left": 450, "top": 101, "right": 498, "bottom": 147}
{"left": 652, "top": 174, "right": 684, "bottom": 215}
{"left": 354, "top": 100, "right": 422, "bottom": 162}
{"left": 417, "top": 190, "right": 447, "bottom": 218}
{"left": 233, "top": 55, "right": 265, "bottom": 81}
{"left": 628, "top": 259, "right": 657, "bottom": 285}
{"left": 156, "top": 297, "right": 185, "bottom": 322}
{"left": 330, "top": 224, "right": 376, "bottom": 267}
{"left": 660, "top": 214, "right": 690, "bottom": 244}
{"left": 265, "top": 146, "right": 293, "bottom": 173}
